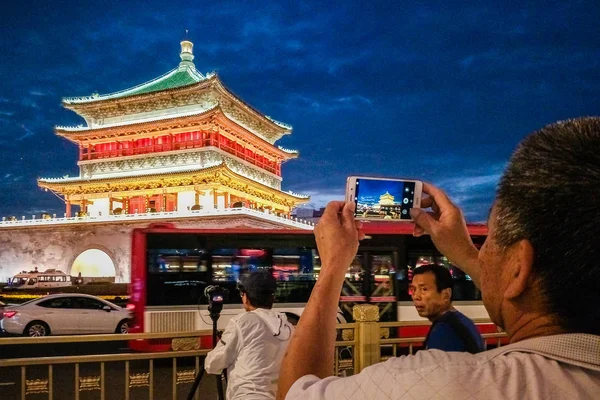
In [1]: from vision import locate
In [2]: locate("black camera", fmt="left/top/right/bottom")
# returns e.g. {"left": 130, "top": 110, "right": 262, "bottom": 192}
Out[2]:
{"left": 204, "top": 285, "right": 229, "bottom": 318}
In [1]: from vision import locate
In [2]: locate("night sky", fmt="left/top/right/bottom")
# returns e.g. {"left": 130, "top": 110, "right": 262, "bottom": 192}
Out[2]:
{"left": 1, "top": 1, "right": 598, "bottom": 222}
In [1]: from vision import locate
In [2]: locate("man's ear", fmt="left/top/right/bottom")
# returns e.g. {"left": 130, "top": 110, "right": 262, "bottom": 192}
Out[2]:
{"left": 442, "top": 287, "right": 452, "bottom": 303}
{"left": 504, "top": 239, "right": 535, "bottom": 300}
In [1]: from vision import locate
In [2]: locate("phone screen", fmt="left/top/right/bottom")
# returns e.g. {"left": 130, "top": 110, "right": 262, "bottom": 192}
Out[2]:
{"left": 353, "top": 178, "right": 417, "bottom": 220}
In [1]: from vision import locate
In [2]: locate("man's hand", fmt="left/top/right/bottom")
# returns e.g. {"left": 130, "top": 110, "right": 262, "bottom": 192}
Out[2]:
{"left": 410, "top": 183, "right": 480, "bottom": 285}
{"left": 314, "top": 201, "right": 363, "bottom": 277}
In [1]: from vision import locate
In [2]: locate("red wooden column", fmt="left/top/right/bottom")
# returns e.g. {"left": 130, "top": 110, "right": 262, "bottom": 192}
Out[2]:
{"left": 213, "top": 189, "right": 219, "bottom": 209}
{"left": 65, "top": 196, "right": 72, "bottom": 218}
{"left": 79, "top": 145, "right": 83, "bottom": 161}
{"left": 80, "top": 199, "right": 88, "bottom": 215}
{"left": 194, "top": 187, "right": 200, "bottom": 207}
{"left": 224, "top": 192, "right": 230, "bottom": 208}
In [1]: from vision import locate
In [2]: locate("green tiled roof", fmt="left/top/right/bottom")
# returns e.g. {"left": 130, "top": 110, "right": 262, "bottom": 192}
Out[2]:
{"left": 126, "top": 68, "right": 203, "bottom": 96}
{"left": 63, "top": 66, "right": 207, "bottom": 104}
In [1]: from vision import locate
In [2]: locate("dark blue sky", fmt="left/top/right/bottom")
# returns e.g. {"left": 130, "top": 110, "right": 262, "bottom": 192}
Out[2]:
{"left": 0, "top": 1, "right": 598, "bottom": 222}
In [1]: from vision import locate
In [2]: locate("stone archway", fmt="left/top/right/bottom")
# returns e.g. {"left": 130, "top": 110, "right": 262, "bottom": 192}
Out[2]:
{"left": 71, "top": 248, "right": 116, "bottom": 283}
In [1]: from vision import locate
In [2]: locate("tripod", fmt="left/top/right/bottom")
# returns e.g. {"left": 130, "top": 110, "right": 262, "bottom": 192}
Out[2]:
{"left": 186, "top": 310, "right": 226, "bottom": 400}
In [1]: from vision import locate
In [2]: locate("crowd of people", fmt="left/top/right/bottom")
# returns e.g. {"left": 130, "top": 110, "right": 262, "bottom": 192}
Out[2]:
{"left": 205, "top": 117, "right": 600, "bottom": 399}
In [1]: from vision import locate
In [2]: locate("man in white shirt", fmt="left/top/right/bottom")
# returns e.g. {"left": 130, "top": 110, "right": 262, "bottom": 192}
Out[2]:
{"left": 277, "top": 117, "right": 600, "bottom": 399}
{"left": 205, "top": 270, "right": 294, "bottom": 400}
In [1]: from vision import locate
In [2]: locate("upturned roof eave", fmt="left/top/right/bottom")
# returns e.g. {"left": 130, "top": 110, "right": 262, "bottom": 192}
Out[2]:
{"left": 61, "top": 74, "right": 292, "bottom": 136}
{"left": 61, "top": 66, "right": 206, "bottom": 105}
{"left": 54, "top": 106, "right": 297, "bottom": 160}
{"left": 37, "top": 162, "right": 310, "bottom": 201}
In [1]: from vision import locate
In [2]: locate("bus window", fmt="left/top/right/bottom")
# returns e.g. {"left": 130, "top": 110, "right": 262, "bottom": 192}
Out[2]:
{"left": 339, "top": 255, "right": 366, "bottom": 320}
{"left": 342, "top": 255, "right": 365, "bottom": 298}
{"left": 371, "top": 254, "right": 395, "bottom": 298}
{"left": 273, "top": 248, "right": 318, "bottom": 303}
{"left": 211, "top": 248, "right": 270, "bottom": 283}
{"left": 146, "top": 248, "right": 211, "bottom": 306}
{"left": 370, "top": 253, "right": 397, "bottom": 321}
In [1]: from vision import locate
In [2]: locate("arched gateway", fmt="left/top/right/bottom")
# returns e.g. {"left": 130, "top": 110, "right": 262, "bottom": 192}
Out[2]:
{"left": 70, "top": 248, "right": 116, "bottom": 283}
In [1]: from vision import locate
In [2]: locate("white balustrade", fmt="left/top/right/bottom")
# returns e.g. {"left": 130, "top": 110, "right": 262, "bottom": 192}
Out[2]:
{"left": 0, "top": 207, "right": 314, "bottom": 230}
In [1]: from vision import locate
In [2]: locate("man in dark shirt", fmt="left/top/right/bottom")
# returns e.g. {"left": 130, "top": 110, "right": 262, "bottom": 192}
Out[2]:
{"left": 410, "top": 264, "right": 484, "bottom": 353}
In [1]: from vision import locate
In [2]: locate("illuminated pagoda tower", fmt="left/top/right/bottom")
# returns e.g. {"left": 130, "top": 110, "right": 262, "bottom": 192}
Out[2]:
{"left": 38, "top": 40, "right": 308, "bottom": 217}
{"left": 378, "top": 192, "right": 395, "bottom": 205}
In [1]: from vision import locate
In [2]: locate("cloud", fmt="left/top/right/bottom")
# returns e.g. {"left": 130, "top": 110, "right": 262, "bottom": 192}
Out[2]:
{"left": 285, "top": 93, "right": 374, "bottom": 113}
{"left": 336, "top": 95, "right": 373, "bottom": 106}
{"left": 17, "top": 124, "right": 35, "bottom": 141}
{"left": 29, "top": 90, "right": 49, "bottom": 97}
{"left": 293, "top": 189, "right": 345, "bottom": 210}
{"left": 437, "top": 170, "right": 503, "bottom": 194}
{"left": 327, "top": 50, "right": 372, "bottom": 75}
{"left": 460, "top": 55, "right": 475, "bottom": 69}
{"left": 20, "top": 99, "right": 39, "bottom": 109}
{"left": 433, "top": 163, "right": 506, "bottom": 222}
{"left": 242, "top": 15, "right": 280, "bottom": 37}
{"left": 0, "top": 111, "right": 14, "bottom": 116}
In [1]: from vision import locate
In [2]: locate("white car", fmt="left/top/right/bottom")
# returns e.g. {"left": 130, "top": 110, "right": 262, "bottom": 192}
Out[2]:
{"left": 0, "top": 294, "right": 131, "bottom": 337}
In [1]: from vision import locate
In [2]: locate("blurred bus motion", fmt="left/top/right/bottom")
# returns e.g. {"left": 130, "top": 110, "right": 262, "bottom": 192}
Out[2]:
{"left": 128, "top": 222, "right": 493, "bottom": 350}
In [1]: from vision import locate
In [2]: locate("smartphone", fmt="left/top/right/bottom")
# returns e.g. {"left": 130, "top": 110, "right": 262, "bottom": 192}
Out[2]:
{"left": 345, "top": 176, "right": 423, "bottom": 221}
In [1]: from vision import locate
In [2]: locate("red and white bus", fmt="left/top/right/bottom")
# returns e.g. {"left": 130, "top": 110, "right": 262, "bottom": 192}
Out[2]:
{"left": 128, "top": 222, "right": 493, "bottom": 349}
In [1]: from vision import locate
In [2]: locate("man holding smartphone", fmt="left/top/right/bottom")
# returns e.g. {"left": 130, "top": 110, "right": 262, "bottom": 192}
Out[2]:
{"left": 277, "top": 117, "right": 600, "bottom": 399}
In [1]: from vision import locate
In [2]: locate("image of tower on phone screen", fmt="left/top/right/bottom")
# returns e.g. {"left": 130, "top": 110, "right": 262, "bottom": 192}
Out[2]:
{"left": 354, "top": 178, "right": 416, "bottom": 220}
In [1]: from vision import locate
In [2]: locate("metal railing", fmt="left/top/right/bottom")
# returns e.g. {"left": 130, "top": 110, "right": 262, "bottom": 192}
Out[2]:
{"left": 334, "top": 323, "right": 358, "bottom": 377}
{"left": 377, "top": 319, "right": 507, "bottom": 358}
{"left": 0, "top": 316, "right": 508, "bottom": 399}
{"left": 334, "top": 307, "right": 508, "bottom": 376}
{"left": 0, "top": 331, "right": 211, "bottom": 400}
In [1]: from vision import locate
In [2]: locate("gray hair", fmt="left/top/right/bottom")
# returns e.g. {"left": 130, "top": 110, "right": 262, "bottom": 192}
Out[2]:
{"left": 494, "top": 117, "right": 600, "bottom": 334}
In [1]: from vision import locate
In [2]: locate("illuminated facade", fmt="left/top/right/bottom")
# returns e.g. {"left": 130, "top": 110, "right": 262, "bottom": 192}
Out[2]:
{"left": 378, "top": 192, "right": 395, "bottom": 205}
{"left": 38, "top": 40, "right": 308, "bottom": 217}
